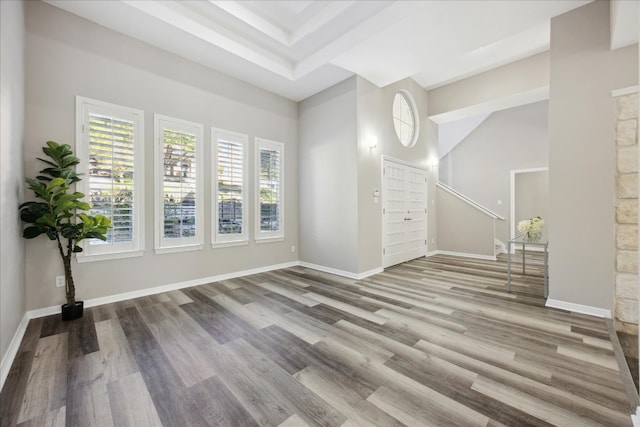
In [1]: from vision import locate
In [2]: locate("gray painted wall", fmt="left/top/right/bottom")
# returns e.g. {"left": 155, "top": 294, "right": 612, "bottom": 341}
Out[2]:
{"left": 439, "top": 101, "right": 549, "bottom": 244}
{"left": 428, "top": 51, "right": 549, "bottom": 119}
{"left": 298, "top": 76, "right": 438, "bottom": 276}
{"left": 24, "top": 1, "right": 298, "bottom": 310}
{"left": 1, "top": 0, "right": 26, "bottom": 366}
{"left": 298, "top": 78, "right": 359, "bottom": 272}
{"left": 436, "top": 187, "right": 496, "bottom": 257}
{"left": 548, "top": 1, "right": 638, "bottom": 311}
{"left": 515, "top": 170, "right": 549, "bottom": 241}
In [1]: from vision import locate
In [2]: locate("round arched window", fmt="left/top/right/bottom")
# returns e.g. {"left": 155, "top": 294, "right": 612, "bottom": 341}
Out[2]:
{"left": 392, "top": 91, "right": 419, "bottom": 148}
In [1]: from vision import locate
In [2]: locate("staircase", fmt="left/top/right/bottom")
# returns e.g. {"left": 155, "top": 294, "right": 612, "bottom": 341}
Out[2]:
{"left": 436, "top": 182, "right": 505, "bottom": 260}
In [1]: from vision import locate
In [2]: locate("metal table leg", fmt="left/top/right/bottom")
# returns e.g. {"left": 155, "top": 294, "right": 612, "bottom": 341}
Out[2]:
{"left": 522, "top": 243, "right": 525, "bottom": 275}
{"left": 507, "top": 241, "right": 512, "bottom": 293}
{"left": 543, "top": 243, "right": 548, "bottom": 298}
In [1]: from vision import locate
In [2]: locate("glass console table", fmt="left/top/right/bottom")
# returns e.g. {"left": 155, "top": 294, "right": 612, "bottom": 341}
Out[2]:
{"left": 507, "top": 235, "right": 549, "bottom": 298}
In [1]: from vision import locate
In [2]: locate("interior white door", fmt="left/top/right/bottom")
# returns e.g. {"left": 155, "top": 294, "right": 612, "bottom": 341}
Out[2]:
{"left": 383, "top": 159, "right": 427, "bottom": 268}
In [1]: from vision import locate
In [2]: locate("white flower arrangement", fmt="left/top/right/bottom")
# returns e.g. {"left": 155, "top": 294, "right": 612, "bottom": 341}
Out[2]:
{"left": 517, "top": 216, "right": 545, "bottom": 239}
{"left": 517, "top": 216, "right": 545, "bottom": 233}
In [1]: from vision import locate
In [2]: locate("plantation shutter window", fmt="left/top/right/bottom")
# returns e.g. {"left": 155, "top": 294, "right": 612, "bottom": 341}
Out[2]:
{"left": 88, "top": 114, "right": 136, "bottom": 245}
{"left": 154, "top": 115, "right": 204, "bottom": 253}
{"left": 255, "top": 138, "right": 284, "bottom": 242}
{"left": 76, "top": 97, "right": 144, "bottom": 261}
{"left": 213, "top": 129, "right": 248, "bottom": 246}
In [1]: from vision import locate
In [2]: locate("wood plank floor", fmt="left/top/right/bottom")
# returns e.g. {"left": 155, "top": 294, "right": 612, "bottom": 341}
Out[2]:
{"left": 1, "top": 253, "right": 635, "bottom": 426}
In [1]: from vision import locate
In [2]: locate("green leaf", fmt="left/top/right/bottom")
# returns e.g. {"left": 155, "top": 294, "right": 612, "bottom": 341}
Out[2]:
{"left": 23, "top": 226, "right": 45, "bottom": 239}
{"left": 86, "top": 232, "right": 107, "bottom": 241}
{"left": 46, "top": 177, "right": 66, "bottom": 191}
{"left": 75, "top": 201, "right": 90, "bottom": 211}
{"left": 36, "top": 157, "right": 58, "bottom": 168}
{"left": 61, "top": 156, "right": 80, "bottom": 167}
{"left": 55, "top": 194, "right": 77, "bottom": 204}
{"left": 40, "top": 167, "right": 61, "bottom": 178}
{"left": 20, "top": 203, "right": 48, "bottom": 223}
{"left": 37, "top": 213, "right": 58, "bottom": 228}
{"left": 53, "top": 200, "right": 74, "bottom": 214}
{"left": 25, "top": 177, "right": 43, "bottom": 188}
{"left": 45, "top": 140, "right": 60, "bottom": 150}
{"left": 60, "top": 224, "right": 80, "bottom": 239}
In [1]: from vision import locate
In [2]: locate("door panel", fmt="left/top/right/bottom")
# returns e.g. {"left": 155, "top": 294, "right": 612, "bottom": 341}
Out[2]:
{"left": 383, "top": 160, "right": 427, "bottom": 268}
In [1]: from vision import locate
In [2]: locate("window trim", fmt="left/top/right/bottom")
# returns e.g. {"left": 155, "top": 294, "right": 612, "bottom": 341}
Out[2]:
{"left": 212, "top": 128, "right": 249, "bottom": 247}
{"left": 392, "top": 90, "right": 420, "bottom": 148}
{"left": 154, "top": 114, "right": 204, "bottom": 254}
{"left": 75, "top": 96, "right": 145, "bottom": 262}
{"left": 255, "top": 138, "right": 284, "bottom": 243}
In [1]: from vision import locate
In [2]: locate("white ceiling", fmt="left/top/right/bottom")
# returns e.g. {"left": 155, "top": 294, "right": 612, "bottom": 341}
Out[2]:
{"left": 45, "top": 0, "right": 637, "bottom": 102}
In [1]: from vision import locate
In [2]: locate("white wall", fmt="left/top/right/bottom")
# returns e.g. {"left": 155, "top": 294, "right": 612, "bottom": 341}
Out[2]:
{"left": 548, "top": 1, "right": 638, "bottom": 311}
{"left": 298, "top": 78, "right": 359, "bottom": 273}
{"left": 439, "top": 101, "right": 549, "bottom": 244}
{"left": 23, "top": 1, "right": 298, "bottom": 310}
{"left": 0, "top": 0, "right": 26, "bottom": 368}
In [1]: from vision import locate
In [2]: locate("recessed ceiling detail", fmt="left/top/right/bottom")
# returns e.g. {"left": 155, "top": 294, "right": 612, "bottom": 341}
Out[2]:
{"left": 44, "top": 0, "right": 631, "bottom": 102}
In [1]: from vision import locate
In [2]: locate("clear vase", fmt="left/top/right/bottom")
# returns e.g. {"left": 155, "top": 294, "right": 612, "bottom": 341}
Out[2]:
{"left": 525, "top": 231, "right": 542, "bottom": 242}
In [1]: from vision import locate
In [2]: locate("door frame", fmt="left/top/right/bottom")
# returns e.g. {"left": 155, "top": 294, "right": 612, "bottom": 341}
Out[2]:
{"left": 381, "top": 156, "right": 428, "bottom": 268}
{"left": 509, "top": 167, "right": 548, "bottom": 240}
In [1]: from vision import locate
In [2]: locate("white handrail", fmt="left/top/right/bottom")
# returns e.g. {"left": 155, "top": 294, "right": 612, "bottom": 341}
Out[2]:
{"left": 436, "top": 182, "right": 505, "bottom": 220}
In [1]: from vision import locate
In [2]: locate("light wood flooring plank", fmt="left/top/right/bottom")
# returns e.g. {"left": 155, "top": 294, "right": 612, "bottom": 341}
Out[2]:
{"left": 472, "top": 376, "right": 629, "bottom": 427}
{"left": 367, "top": 385, "right": 487, "bottom": 427}
{"left": 15, "top": 406, "right": 65, "bottom": 427}
{"left": 64, "top": 378, "right": 113, "bottom": 427}
{"left": 294, "top": 366, "right": 405, "bottom": 427}
{"left": 146, "top": 317, "right": 217, "bottom": 387}
{"left": 190, "top": 375, "right": 260, "bottom": 427}
{"left": 106, "top": 372, "right": 163, "bottom": 427}
{"left": 223, "top": 338, "right": 346, "bottom": 427}
{"left": 278, "top": 413, "right": 312, "bottom": 427}
{"left": 16, "top": 333, "right": 67, "bottom": 424}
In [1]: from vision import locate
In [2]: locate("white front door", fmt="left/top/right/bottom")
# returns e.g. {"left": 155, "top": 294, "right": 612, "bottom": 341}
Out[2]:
{"left": 382, "top": 159, "right": 427, "bottom": 268}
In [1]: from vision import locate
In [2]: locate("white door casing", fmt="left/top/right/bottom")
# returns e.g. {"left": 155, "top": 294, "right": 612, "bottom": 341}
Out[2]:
{"left": 383, "top": 159, "right": 427, "bottom": 268}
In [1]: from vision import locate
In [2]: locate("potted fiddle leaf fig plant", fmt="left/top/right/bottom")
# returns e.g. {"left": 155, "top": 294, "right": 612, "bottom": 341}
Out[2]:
{"left": 19, "top": 141, "right": 111, "bottom": 321}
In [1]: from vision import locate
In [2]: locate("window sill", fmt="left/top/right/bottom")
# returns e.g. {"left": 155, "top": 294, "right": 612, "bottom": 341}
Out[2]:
{"left": 255, "top": 236, "right": 285, "bottom": 244}
{"left": 76, "top": 249, "right": 145, "bottom": 263}
{"left": 155, "top": 244, "right": 203, "bottom": 255}
{"left": 212, "top": 240, "right": 249, "bottom": 249}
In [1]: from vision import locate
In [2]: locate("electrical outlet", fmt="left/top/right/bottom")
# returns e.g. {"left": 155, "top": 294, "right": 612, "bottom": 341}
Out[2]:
{"left": 56, "top": 276, "right": 65, "bottom": 288}
{"left": 291, "top": 245, "right": 296, "bottom": 253}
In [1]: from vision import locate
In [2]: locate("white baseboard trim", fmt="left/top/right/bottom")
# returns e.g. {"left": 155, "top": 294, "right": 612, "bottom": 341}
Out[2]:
{"left": 0, "top": 313, "right": 30, "bottom": 392}
{"left": 356, "top": 267, "right": 384, "bottom": 279}
{"left": 427, "top": 250, "right": 497, "bottom": 261}
{"left": 298, "top": 262, "right": 383, "bottom": 280}
{"left": 26, "top": 261, "right": 299, "bottom": 321}
{"left": 545, "top": 298, "right": 612, "bottom": 318}
{"left": 632, "top": 406, "right": 640, "bottom": 427}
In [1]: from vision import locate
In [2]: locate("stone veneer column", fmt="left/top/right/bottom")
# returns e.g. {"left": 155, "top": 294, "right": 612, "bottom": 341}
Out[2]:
{"left": 615, "top": 92, "right": 639, "bottom": 334}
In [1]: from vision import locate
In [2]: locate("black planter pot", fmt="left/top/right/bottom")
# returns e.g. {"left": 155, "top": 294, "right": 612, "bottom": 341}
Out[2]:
{"left": 61, "top": 301, "right": 84, "bottom": 321}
